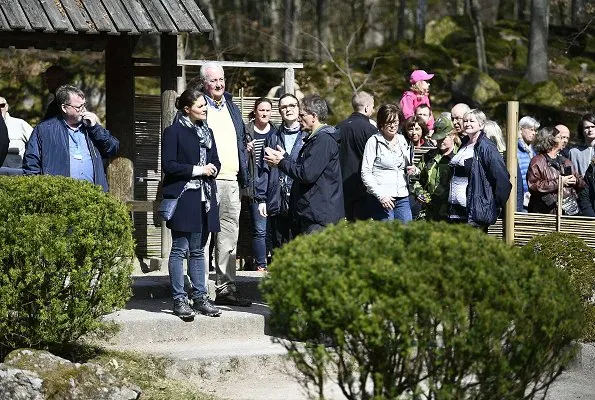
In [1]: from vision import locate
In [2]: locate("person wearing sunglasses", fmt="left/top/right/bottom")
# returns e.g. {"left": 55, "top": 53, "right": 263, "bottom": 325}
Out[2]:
{"left": 23, "top": 85, "right": 119, "bottom": 192}
{"left": 0, "top": 97, "right": 33, "bottom": 169}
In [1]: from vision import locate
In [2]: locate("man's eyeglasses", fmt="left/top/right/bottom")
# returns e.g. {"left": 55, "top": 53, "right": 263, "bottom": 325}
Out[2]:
{"left": 207, "top": 77, "right": 225, "bottom": 85}
{"left": 0, "top": 103, "right": 6, "bottom": 108}
{"left": 63, "top": 103, "right": 87, "bottom": 112}
{"left": 584, "top": 125, "right": 595, "bottom": 132}
{"left": 298, "top": 112, "right": 311, "bottom": 119}
{"left": 279, "top": 103, "right": 298, "bottom": 111}
{"left": 451, "top": 116, "right": 464, "bottom": 122}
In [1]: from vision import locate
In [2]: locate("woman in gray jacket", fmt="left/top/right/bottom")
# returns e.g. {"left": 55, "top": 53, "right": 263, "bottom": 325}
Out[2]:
{"left": 361, "top": 103, "right": 414, "bottom": 222}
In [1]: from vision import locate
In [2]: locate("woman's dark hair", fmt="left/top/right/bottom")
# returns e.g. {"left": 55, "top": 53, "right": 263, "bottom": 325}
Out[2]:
{"left": 577, "top": 113, "right": 595, "bottom": 144}
{"left": 533, "top": 126, "right": 560, "bottom": 154}
{"left": 403, "top": 116, "right": 429, "bottom": 139}
{"left": 377, "top": 103, "right": 401, "bottom": 130}
{"left": 175, "top": 89, "right": 204, "bottom": 112}
{"left": 278, "top": 93, "right": 299, "bottom": 107}
{"left": 248, "top": 97, "right": 272, "bottom": 120}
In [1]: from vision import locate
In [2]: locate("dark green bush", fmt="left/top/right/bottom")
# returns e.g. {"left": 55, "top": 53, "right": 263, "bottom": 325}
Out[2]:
{"left": 524, "top": 232, "right": 595, "bottom": 342}
{"left": 262, "top": 221, "right": 583, "bottom": 400}
{"left": 0, "top": 176, "right": 134, "bottom": 353}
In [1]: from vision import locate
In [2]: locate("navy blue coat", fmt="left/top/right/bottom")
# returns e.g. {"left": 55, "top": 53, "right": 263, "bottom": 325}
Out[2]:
{"left": 162, "top": 121, "right": 220, "bottom": 233}
{"left": 254, "top": 125, "right": 306, "bottom": 215}
{"left": 278, "top": 125, "right": 345, "bottom": 226}
{"left": 465, "top": 132, "right": 512, "bottom": 226}
{"left": 23, "top": 117, "right": 119, "bottom": 192}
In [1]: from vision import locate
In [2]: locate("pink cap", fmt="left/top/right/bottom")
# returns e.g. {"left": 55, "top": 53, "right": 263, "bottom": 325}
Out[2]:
{"left": 410, "top": 70, "right": 434, "bottom": 84}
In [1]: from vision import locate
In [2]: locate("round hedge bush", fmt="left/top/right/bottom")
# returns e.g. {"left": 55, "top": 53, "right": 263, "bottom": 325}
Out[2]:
{"left": 523, "top": 232, "right": 595, "bottom": 342}
{"left": 262, "top": 220, "right": 584, "bottom": 400}
{"left": 0, "top": 176, "right": 134, "bottom": 353}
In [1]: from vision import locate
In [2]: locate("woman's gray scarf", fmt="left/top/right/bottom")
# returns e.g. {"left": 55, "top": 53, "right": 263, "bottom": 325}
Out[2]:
{"left": 178, "top": 112, "right": 213, "bottom": 212}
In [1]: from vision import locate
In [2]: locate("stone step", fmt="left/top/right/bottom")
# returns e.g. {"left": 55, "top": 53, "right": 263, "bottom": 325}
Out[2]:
{"left": 131, "top": 270, "right": 265, "bottom": 301}
{"left": 103, "top": 298, "right": 271, "bottom": 347}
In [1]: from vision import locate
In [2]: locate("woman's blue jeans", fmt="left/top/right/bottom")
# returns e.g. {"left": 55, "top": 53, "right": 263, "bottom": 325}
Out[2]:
{"left": 168, "top": 230, "right": 208, "bottom": 301}
{"left": 249, "top": 202, "right": 268, "bottom": 267}
{"left": 367, "top": 194, "right": 412, "bottom": 223}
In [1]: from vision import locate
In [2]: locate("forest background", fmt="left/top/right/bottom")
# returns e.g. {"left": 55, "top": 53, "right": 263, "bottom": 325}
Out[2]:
{"left": 0, "top": 0, "right": 593, "bottom": 140}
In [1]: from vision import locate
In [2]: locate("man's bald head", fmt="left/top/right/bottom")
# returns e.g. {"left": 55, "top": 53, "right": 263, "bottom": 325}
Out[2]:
{"left": 451, "top": 103, "right": 471, "bottom": 136}
{"left": 555, "top": 124, "right": 570, "bottom": 149}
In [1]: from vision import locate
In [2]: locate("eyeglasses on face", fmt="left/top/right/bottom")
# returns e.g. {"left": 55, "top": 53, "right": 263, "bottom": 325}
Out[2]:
{"left": 451, "top": 116, "right": 464, "bottom": 122}
{"left": 584, "top": 125, "right": 595, "bottom": 132}
{"left": 63, "top": 103, "right": 87, "bottom": 112}
{"left": 298, "top": 112, "right": 312, "bottom": 119}
{"left": 207, "top": 77, "right": 225, "bottom": 85}
{"left": 279, "top": 103, "right": 298, "bottom": 111}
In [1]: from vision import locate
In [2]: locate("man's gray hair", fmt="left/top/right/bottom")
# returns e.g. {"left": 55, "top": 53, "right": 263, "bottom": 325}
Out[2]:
{"left": 518, "top": 116, "right": 540, "bottom": 131}
{"left": 55, "top": 85, "right": 85, "bottom": 106}
{"left": 302, "top": 94, "right": 328, "bottom": 122}
{"left": 199, "top": 62, "right": 225, "bottom": 83}
{"left": 352, "top": 91, "right": 373, "bottom": 112}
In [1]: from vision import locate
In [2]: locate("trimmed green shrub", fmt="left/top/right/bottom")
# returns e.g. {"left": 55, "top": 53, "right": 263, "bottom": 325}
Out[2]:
{"left": 262, "top": 221, "right": 583, "bottom": 400}
{"left": 0, "top": 176, "right": 134, "bottom": 353}
{"left": 524, "top": 232, "right": 595, "bottom": 341}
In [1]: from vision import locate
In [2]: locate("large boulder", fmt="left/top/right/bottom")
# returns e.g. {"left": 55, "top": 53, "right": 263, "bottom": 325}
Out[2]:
{"left": 425, "top": 16, "right": 462, "bottom": 46}
{"left": 451, "top": 68, "right": 502, "bottom": 105}
{"left": 0, "top": 349, "right": 141, "bottom": 400}
{"left": 516, "top": 79, "right": 565, "bottom": 107}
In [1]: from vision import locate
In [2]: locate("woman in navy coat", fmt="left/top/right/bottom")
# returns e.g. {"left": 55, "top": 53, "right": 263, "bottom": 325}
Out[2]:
{"left": 161, "top": 89, "right": 221, "bottom": 319}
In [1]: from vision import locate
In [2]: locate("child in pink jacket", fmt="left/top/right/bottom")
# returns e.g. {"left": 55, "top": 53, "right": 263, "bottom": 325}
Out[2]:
{"left": 400, "top": 70, "right": 434, "bottom": 130}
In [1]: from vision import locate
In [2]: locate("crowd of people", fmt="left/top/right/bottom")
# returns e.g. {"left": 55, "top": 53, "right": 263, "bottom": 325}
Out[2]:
{"left": 1, "top": 62, "right": 594, "bottom": 320}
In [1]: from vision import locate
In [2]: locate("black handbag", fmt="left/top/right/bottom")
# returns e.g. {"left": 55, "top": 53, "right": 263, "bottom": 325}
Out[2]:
{"left": 158, "top": 184, "right": 189, "bottom": 221}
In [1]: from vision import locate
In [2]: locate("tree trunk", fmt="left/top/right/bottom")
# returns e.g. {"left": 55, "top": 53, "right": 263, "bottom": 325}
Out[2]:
{"left": 571, "top": 0, "right": 585, "bottom": 25}
{"left": 527, "top": 0, "right": 550, "bottom": 84}
{"left": 270, "top": 0, "right": 281, "bottom": 60}
{"left": 415, "top": 0, "right": 428, "bottom": 44}
{"left": 316, "top": 0, "right": 330, "bottom": 61}
{"left": 282, "top": 0, "right": 299, "bottom": 61}
{"left": 467, "top": 0, "right": 488, "bottom": 73}
{"left": 397, "top": 0, "right": 406, "bottom": 41}
{"left": 197, "top": 0, "right": 221, "bottom": 56}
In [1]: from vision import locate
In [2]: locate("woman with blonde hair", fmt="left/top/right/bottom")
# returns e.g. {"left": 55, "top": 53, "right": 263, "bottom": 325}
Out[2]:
{"left": 447, "top": 109, "right": 511, "bottom": 231}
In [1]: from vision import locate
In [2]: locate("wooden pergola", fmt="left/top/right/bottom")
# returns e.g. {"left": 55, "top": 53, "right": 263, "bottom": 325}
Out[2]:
{"left": 0, "top": 0, "right": 213, "bottom": 201}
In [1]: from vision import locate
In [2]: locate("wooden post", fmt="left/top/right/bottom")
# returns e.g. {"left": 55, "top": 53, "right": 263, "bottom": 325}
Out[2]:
{"left": 284, "top": 67, "right": 295, "bottom": 95}
{"left": 177, "top": 34, "right": 186, "bottom": 93}
{"left": 160, "top": 34, "right": 178, "bottom": 261}
{"left": 557, "top": 175, "right": 563, "bottom": 231}
{"left": 504, "top": 101, "right": 519, "bottom": 245}
{"left": 105, "top": 36, "right": 137, "bottom": 201}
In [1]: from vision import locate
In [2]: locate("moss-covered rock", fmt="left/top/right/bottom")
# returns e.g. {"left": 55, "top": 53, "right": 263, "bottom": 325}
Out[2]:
{"left": 516, "top": 79, "right": 565, "bottom": 107}
{"left": 451, "top": 67, "right": 502, "bottom": 104}
{"left": 425, "top": 16, "right": 462, "bottom": 46}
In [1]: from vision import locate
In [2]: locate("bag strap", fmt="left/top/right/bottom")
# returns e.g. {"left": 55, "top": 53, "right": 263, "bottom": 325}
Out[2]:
{"left": 176, "top": 182, "right": 190, "bottom": 200}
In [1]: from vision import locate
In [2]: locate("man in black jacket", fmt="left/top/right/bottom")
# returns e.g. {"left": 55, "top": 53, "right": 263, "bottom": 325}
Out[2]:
{"left": 0, "top": 114, "right": 9, "bottom": 166}
{"left": 337, "top": 91, "right": 377, "bottom": 221}
{"left": 264, "top": 94, "right": 344, "bottom": 234}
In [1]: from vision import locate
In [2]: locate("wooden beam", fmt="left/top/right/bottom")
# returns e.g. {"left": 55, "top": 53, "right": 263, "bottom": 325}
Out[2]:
{"left": 160, "top": 33, "right": 178, "bottom": 259}
{"left": 177, "top": 59, "right": 304, "bottom": 69}
{"left": 106, "top": 36, "right": 138, "bottom": 202}
{"left": 133, "top": 65, "right": 183, "bottom": 77}
{"left": 504, "top": 101, "right": 519, "bottom": 245}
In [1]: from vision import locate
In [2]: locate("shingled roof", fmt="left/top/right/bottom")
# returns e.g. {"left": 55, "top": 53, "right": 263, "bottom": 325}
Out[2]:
{"left": 0, "top": 0, "right": 212, "bottom": 35}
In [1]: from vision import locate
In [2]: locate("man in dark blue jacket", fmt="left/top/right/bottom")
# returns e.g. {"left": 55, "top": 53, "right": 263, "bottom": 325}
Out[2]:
{"left": 337, "top": 91, "right": 377, "bottom": 221}
{"left": 264, "top": 94, "right": 344, "bottom": 234}
{"left": 191, "top": 62, "right": 252, "bottom": 307}
{"left": 23, "top": 85, "right": 119, "bottom": 192}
